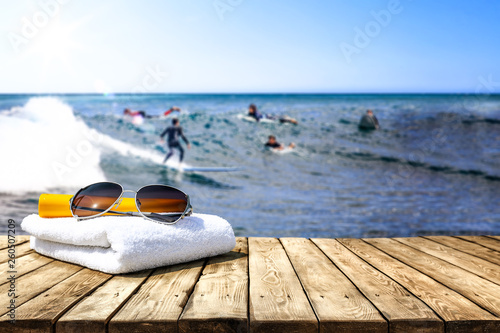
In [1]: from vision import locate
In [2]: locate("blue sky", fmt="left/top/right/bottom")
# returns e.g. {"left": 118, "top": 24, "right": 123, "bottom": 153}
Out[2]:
{"left": 1, "top": 0, "right": 499, "bottom": 93}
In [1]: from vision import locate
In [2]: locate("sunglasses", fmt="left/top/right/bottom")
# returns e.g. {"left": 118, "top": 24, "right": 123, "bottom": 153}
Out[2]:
{"left": 69, "top": 182, "right": 192, "bottom": 224}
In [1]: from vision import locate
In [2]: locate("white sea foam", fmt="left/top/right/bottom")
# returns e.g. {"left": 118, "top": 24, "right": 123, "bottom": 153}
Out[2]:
{"left": 0, "top": 98, "right": 107, "bottom": 193}
{"left": 0, "top": 97, "right": 189, "bottom": 193}
{"left": 99, "top": 133, "right": 192, "bottom": 170}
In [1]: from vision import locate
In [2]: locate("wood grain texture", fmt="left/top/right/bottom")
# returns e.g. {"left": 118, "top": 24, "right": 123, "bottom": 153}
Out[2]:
{"left": 0, "top": 242, "right": 32, "bottom": 264}
{"left": 0, "top": 260, "right": 82, "bottom": 317}
{"left": 1, "top": 236, "right": 500, "bottom": 332}
{"left": 0, "top": 268, "right": 110, "bottom": 333}
{"left": 179, "top": 237, "right": 249, "bottom": 333}
{"left": 281, "top": 237, "right": 387, "bottom": 333}
{"left": 365, "top": 238, "right": 500, "bottom": 317}
{"left": 0, "top": 235, "right": 30, "bottom": 249}
{"left": 312, "top": 238, "right": 443, "bottom": 333}
{"left": 339, "top": 238, "right": 500, "bottom": 333}
{"left": 56, "top": 270, "right": 152, "bottom": 333}
{"left": 395, "top": 237, "right": 500, "bottom": 285}
{"left": 248, "top": 237, "right": 317, "bottom": 333}
{"left": 456, "top": 236, "right": 500, "bottom": 252}
{"left": 108, "top": 259, "right": 205, "bottom": 333}
{"left": 0, "top": 252, "right": 53, "bottom": 286}
{"left": 424, "top": 236, "right": 500, "bottom": 266}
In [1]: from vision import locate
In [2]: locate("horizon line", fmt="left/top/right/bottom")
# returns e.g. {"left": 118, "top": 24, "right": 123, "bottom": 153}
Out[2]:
{"left": 1, "top": 92, "right": 499, "bottom": 96}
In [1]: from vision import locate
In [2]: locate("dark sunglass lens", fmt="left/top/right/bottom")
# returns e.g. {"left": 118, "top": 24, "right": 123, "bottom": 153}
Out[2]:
{"left": 71, "top": 182, "right": 122, "bottom": 218}
{"left": 136, "top": 185, "right": 188, "bottom": 223}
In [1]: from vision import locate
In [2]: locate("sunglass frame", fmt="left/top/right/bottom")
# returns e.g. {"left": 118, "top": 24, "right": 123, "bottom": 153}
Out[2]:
{"left": 69, "top": 182, "right": 193, "bottom": 224}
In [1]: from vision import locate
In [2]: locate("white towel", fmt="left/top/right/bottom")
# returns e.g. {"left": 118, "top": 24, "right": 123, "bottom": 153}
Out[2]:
{"left": 21, "top": 213, "right": 236, "bottom": 274}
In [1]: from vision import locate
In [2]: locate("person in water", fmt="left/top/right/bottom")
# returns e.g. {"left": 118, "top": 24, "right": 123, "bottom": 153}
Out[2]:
{"left": 265, "top": 135, "right": 295, "bottom": 150}
{"left": 163, "top": 106, "right": 181, "bottom": 116}
{"left": 160, "top": 118, "right": 191, "bottom": 163}
{"left": 124, "top": 106, "right": 181, "bottom": 118}
{"left": 124, "top": 108, "right": 152, "bottom": 118}
{"left": 358, "top": 109, "right": 379, "bottom": 130}
{"left": 248, "top": 104, "right": 298, "bottom": 124}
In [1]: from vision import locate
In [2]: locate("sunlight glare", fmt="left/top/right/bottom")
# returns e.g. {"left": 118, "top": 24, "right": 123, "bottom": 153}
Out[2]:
{"left": 28, "top": 19, "right": 83, "bottom": 74}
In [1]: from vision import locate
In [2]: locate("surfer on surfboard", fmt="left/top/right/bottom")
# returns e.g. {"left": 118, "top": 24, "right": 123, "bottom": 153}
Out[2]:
{"left": 265, "top": 135, "right": 295, "bottom": 151}
{"left": 124, "top": 106, "right": 182, "bottom": 119}
{"left": 248, "top": 104, "right": 298, "bottom": 124}
{"left": 160, "top": 118, "right": 191, "bottom": 163}
{"left": 163, "top": 106, "right": 181, "bottom": 116}
{"left": 124, "top": 108, "right": 152, "bottom": 118}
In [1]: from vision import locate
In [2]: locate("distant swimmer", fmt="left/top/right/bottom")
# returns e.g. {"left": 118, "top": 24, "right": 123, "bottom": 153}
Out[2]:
{"left": 160, "top": 118, "right": 191, "bottom": 163}
{"left": 248, "top": 104, "right": 298, "bottom": 124}
{"left": 123, "top": 108, "right": 154, "bottom": 119}
{"left": 358, "top": 109, "right": 379, "bottom": 130}
{"left": 163, "top": 106, "right": 181, "bottom": 116}
{"left": 124, "top": 106, "right": 181, "bottom": 119}
{"left": 265, "top": 135, "right": 295, "bottom": 151}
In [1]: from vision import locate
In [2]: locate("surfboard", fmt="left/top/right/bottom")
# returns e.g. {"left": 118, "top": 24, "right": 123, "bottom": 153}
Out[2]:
{"left": 124, "top": 115, "right": 144, "bottom": 125}
{"left": 162, "top": 162, "right": 240, "bottom": 173}
{"left": 270, "top": 147, "right": 295, "bottom": 154}
{"left": 181, "top": 166, "right": 240, "bottom": 172}
{"left": 237, "top": 114, "right": 277, "bottom": 123}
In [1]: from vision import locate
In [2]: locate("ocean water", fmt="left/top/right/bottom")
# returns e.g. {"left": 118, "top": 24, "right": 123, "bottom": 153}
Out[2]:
{"left": 1, "top": 93, "right": 499, "bottom": 238}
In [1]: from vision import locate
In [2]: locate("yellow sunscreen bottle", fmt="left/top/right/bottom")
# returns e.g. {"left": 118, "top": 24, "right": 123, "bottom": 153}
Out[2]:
{"left": 38, "top": 193, "right": 139, "bottom": 218}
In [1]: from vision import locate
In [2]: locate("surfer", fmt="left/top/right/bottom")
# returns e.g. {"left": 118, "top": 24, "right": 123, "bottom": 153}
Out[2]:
{"left": 265, "top": 135, "right": 295, "bottom": 151}
{"left": 358, "top": 109, "right": 379, "bottom": 130}
{"left": 123, "top": 108, "right": 153, "bottom": 119}
{"left": 248, "top": 104, "right": 298, "bottom": 124}
{"left": 124, "top": 106, "right": 181, "bottom": 119}
{"left": 163, "top": 106, "right": 181, "bottom": 116}
{"left": 160, "top": 118, "right": 191, "bottom": 163}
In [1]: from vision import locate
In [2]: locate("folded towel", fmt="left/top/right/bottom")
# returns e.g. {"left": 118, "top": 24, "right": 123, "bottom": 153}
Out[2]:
{"left": 21, "top": 213, "right": 236, "bottom": 274}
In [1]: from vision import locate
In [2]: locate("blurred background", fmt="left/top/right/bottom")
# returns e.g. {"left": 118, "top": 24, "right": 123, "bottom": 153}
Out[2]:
{"left": 1, "top": 1, "right": 499, "bottom": 237}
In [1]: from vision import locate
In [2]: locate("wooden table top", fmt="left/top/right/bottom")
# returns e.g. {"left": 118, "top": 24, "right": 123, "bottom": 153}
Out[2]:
{"left": 1, "top": 235, "right": 500, "bottom": 332}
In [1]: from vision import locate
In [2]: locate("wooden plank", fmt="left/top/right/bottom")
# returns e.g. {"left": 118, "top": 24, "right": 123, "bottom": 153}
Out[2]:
{"left": 312, "top": 238, "right": 443, "bottom": 333}
{"left": 281, "top": 238, "right": 387, "bottom": 333}
{"left": 248, "top": 237, "right": 317, "bottom": 333}
{"left": 424, "top": 236, "right": 500, "bottom": 266}
{"left": 0, "top": 252, "right": 54, "bottom": 286}
{"left": 0, "top": 235, "right": 30, "bottom": 249}
{"left": 0, "top": 269, "right": 111, "bottom": 333}
{"left": 0, "top": 242, "right": 33, "bottom": 264}
{"left": 339, "top": 238, "right": 500, "bottom": 333}
{"left": 56, "top": 270, "right": 152, "bottom": 333}
{"left": 179, "top": 237, "right": 249, "bottom": 333}
{"left": 395, "top": 237, "right": 500, "bottom": 285}
{"left": 14, "top": 242, "right": 34, "bottom": 257}
{"left": 108, "top": 259, "right": 206, "bottom": 333}
{"left": 0, "top": 260, "right": 83, "bottom": 317}
{"left": 456, "top": 236, "right": 500, "bottom": 252}
{"left": 365, "top": 238, "right": 500, "bottom": 317}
